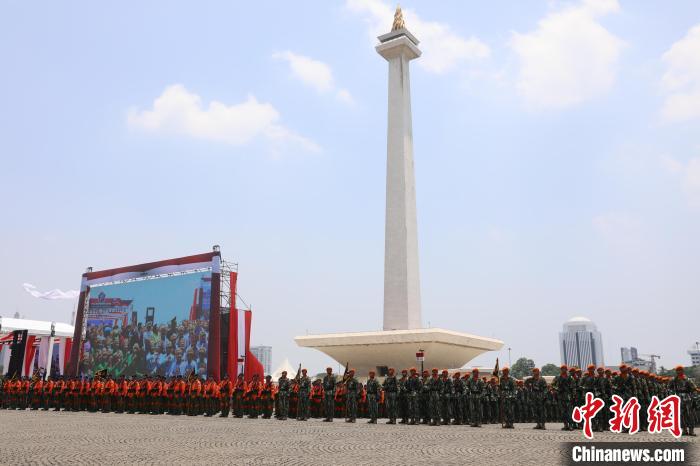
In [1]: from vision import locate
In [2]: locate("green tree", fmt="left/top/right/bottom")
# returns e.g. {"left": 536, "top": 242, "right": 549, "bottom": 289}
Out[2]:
{"left": 541, "top": 363, "right": 560, "bottom": 377}
{"left": 510, "top": 357, "right": 535, "bottom": 379}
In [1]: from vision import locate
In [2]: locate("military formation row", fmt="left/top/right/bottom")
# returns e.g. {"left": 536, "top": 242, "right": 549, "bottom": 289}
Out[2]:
{"left": 1, "top": 365, "right": 697, "bottom": 435}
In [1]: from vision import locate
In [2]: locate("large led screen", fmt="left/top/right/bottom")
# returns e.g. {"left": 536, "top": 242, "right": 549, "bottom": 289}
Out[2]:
{"left": 81, "top": 271, "right": 212, "bottom": 378}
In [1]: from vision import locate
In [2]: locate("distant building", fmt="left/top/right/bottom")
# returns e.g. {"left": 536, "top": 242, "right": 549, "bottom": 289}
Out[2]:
{"left": 621, "top": 347, "right": 632, "bottom": 363}
{"left": 559, "top": 316, "right": 605, "bottom": 369}
{"left": 689, "top": 344, "right": 700, "bottom": 367}
{"left": 620, "top": 346, "right": 658, "bottom": 374}
{"left": 250, "top": 345, "right": 272, "bottom": 375}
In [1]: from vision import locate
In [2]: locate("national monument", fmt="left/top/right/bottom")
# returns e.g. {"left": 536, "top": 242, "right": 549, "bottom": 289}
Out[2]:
{"left": 295, "top": 7, "right": 503, "bottom": 373}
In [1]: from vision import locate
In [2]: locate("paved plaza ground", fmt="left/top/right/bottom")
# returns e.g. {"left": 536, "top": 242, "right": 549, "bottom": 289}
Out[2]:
{"left": 0, "top": 411, "right": 697, "bottom": 465}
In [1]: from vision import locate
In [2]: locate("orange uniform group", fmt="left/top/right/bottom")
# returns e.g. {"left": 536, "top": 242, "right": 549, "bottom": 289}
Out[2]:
{"left": 0, "top": 375, "right": 239, "bottom": 417}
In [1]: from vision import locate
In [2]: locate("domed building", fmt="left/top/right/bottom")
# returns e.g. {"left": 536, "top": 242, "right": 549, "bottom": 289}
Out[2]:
{"left": 558, "top": 316, "right": 605, "bottom": 369}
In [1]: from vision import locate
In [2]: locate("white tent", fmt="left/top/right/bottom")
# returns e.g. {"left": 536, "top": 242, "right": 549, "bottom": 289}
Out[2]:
{"left": 0, "top": 317, "right": 74, "bottom": 337}
{"left": 270, "top": 358, "right": 298, "bottom": 380}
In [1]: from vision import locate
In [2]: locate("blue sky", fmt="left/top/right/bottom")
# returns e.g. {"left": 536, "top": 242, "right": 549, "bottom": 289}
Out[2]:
{"left": 2, "top": 0, "right": 699, "bottom": 373}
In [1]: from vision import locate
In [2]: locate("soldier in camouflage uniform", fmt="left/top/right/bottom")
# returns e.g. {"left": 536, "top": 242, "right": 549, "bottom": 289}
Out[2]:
{"left": 613, "top": 365, "right": 635, "bottom": 403}
{"left": 439, "top": 370, "right": 453, "bottom": 425}
{"left": 296, "top": 369, "right": 311, "bottom": 421}
{"left": 452, "top": 372, "right": 464, "bottom": 425}
{"left": 526, "top": 367, "right": 548, "bottom": 429}
{"left": 365, "top": 371, "right": 381, "bottom": 424}
{"left": 553, "top": 365, "right": 575, "bottom": 431}
{"left": 382, "top": 367, "right": 398, "bottom": 424}
{"left": 322, "top": 367, "right": 335, "bottom": 422}
{"left": 515, "top": 380, "right": 526, "bottom": 423}
{"left": 345, "top": 369, "right": 360, "bottom": 423}
{"left": 668, "top": 366, "right": 697, "bottom": 437}
{"left": 488, "top": 377, "right": 499, "bottom": 424}
{"left": 427, "top": 369, "right": 442, "bottom": 426}
{"left": 461, "top": 373, "right": 471, "bottom": 425}
{"left": 594, "top": 367, "right": 612, "bottom": 432}
{"left": 276, "top": 371, "right": 290, "bottom": 420}
{"left": 570, "top": 367, "right": 582, "bottom": 429}
{"left": 397, "top": 369, "right": 409, "bottom": 424}
{"left": 420, "top": 370, "right": 430, "bottom": 424}
{"left": 499, "top": 367, "right": 516, "bottom": 428}
{"left": 406, "top": 368, "right": 421, "bottom": 425}
{"left": 468, "top": 368, "right": 485, "bottom": 427}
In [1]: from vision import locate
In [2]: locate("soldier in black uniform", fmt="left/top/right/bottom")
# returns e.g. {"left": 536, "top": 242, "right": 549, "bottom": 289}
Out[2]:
{"left": 382, "top": 368, "right": 398, "bottom": 424}
{"left": 322, "top": 367, "right": 335, "bottom": 422}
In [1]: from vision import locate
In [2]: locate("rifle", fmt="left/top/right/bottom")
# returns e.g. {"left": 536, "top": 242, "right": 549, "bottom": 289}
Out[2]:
{"left": 341, "top": 362, "right": 350, "bottom": 384}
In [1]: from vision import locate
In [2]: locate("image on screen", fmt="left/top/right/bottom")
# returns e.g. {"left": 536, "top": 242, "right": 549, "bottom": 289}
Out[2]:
{"left": 81, "top": 271, "right": 212, "bottom": 378}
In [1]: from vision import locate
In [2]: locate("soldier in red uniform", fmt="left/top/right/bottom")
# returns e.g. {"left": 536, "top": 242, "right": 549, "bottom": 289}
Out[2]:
{"left": 202, "top": 376, "right": 218, "bottom": 416}
{"left": 260, "top": 375, "right": 276, "bottom": 419}
{"left": 232, "top": 374, "right": 246, "bottom": 418}
{"left": 127, "top": 377, "right": 140, "bottom": 414}
{"left": 174, "top": 376, "right": 187, "bottom": 415}
{"left": 187, "top": 376, "right": 203, "bottom": 416}
{"left": 91, "top": 377, "right": 104, "bottom": 412}
{"left": 310, "top": 379, "right": 323, "bottom": 418}
{"left": 53, "top": 377, "right": 65, "bottom": 411}
{"left": 218, "top": 375, "right": 233, "bottom": 418}
{"left": 31, "top": 377, "right": 44, "bottom": 410}
{"left": 102, "top": 376, "right": 117, "bottom": 413}
{"left": 116, "top": 376, "right": 128, "bottom": 413}
{"left": 246, "top": 374, "right": 262, "bottom": 418}
{"left": 20, "top": 377, "right": 30, "bottom": 410}
{"left": 139, "top": 376, "right": 150, "bottom": 414}
{"left": 42, "top": 377, "right": 54, "bottom": 410}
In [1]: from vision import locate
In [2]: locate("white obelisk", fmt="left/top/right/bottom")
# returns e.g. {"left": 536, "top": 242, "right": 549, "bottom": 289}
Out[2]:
{"left": 377, "top": 7, "right": 422, "bottom": 331}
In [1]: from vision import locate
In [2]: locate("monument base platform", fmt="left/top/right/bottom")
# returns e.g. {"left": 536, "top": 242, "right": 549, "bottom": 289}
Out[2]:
{"left": 295, "top": 328, "right": 503, "bottom": 374}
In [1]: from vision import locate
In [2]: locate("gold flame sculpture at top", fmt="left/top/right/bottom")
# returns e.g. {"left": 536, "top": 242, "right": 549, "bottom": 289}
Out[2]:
{"left": 391, "top": 5, "right": 405, "bottom": 31}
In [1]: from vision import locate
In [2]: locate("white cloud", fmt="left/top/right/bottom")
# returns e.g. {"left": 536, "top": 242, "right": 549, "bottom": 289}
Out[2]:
{"left": 346, "top": 0, "right": 490, "bottom": 74}
{"left": 128, "top": 84, "right": 320, "bottom": 152}
{"left": 510, "top": 0, "right": 624, "bottom": 109}
{"left": 592, "top": 212, "right": 643, "bottom": 248}
{"left": 336, "top": 88, "right": 354, "bottom": 105}
{"left": 273, "top": 51, "right": 354, "bottom": 105}
{"left": 23, "top": 283, "right": 79, "bottom": 300}
{"left": 661, "top": 24, "right": 700, "bottom": 122}
{"left": 662, "top": 154, "right": 700, "bottom": 207}
{"left": 273, "top": 51, "right": 333, "bottom": 93}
